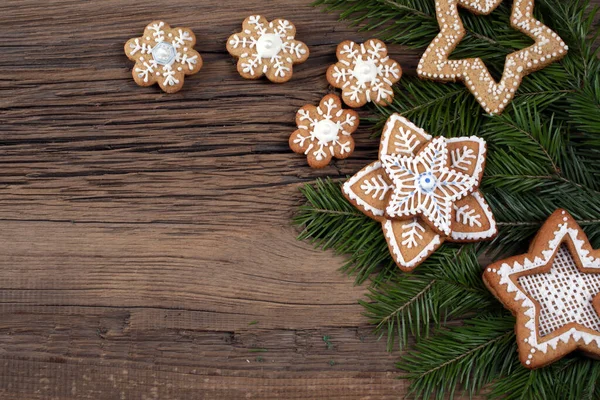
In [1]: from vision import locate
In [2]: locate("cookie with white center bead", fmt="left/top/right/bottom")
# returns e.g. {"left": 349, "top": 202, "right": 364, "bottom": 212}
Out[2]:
{"left": 483, "top": 209, "right": 600, "bottom": 369}
{"left": 227, "top": 15, "right": 309, "bottom": 83}
{"left": 326, "top": 39, "right": 402, "bottom": 108}
{"left": 417, "top": 0, "right": 568, "bottom": 115}
{"left": 125, "top": 21, "right": 203, "bottom": 93}
{"left": 289, "top": 94, "right": 359, "bottom": 169}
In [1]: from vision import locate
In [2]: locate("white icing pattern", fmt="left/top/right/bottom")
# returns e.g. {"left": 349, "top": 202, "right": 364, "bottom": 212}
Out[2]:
{"left": 127, "top": 21, "right": 201, "bottom": 90}
{"left": 228, "top": 16, "right": 308, "bottom": 80}
{"left": 360, "top": 174, "right": 392, "bottom": 201}
{"left": 450, "top": 191, "right": 497, "bottom": 241}
{"left": 401, "top": 219, "right": 426, "bottom": 249}
{"left": 384, "top": 219, "right": 442, "bottom": 269}
{"left": 290, "top": 95, "right": 359, "bottom": 168}
{"left": 343, "top": 113, "right": 496, "bottom": 271}
{"left": 519, "top": 245, "right": 600, "bottom": 337}
{"left": 487, "top": 212, "right": 600, "bottom": 367}
{"left": 451, "top": 146, "right": 477, "bottom": 171}
{"left": 455, "top": 204, "right": 482, "bottom": 227}
{"left": 379, "top": 114, "right": 432, "bottom": 159}
{"left": 382, "top": 137, "right": 477, "bottom": 235}
{"left": 343, "top": 161, "right": 387, "bottom": 217}
{"left": 294, "top": 97, "right": 356, "bottom": 162}
{"left": 329, "top": 39, "right": 402, "bottom": 107}
{"left": 417, "top": 0, "right": 569, "bottom": 114}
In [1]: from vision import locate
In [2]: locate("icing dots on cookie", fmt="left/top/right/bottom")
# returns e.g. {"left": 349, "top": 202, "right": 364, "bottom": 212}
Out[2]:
{"left": 417, "top": 0, "right": 568, "bottom": 115}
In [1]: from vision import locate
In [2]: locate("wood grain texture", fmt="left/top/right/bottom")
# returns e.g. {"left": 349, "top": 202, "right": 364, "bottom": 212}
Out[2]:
{"left": 1, "top": 0, "right": 595, "bottom": 398}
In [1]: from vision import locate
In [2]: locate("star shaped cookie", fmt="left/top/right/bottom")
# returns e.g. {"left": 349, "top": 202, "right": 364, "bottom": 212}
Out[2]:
{"left": 484, "top": 209, "right": 600, "bottom": 369}
{"left": 418, "top": 0, "right": 568, "bottom": 115}
{"left": 381, "top": 137, "right": 478, "bottom": 236}
{"left": 343, "top": 114, "right": 497, "bottom": 271}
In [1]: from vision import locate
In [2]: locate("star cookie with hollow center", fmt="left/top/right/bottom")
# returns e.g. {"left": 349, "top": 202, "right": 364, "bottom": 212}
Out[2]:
{"left": 343, "top": 114, "right": 497, "bottom": 271}
{"left": 289, "top": 94, "right": 359, "bottom": 169}
{"left": 227, "top": 15, "right": 309, "bottom": 83}
{"left": 484, "top": 209, "right": 600, "bottom": 369}
{"left": 418, "top": 0, "right": 568, "bottom": 115}
{"left": 125, "top": 21, "right": 203, "bottom": 93}
{"left": 327, "top": 39, "right": 402, "bottom": 108}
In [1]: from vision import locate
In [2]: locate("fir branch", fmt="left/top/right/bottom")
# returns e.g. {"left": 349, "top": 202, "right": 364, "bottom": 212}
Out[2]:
{"left": 293, "top": 178, "right": 398, "bottom": 284}
{"left": 363, "top": 245, "right": 497, "bottom": 351}
{"left": 362, "top": 274, "right": 437, "bottom": 351}
{"left": 489, "top": 357, "right": 600, "bottom": 400}
{"left": 483, "top": 105, "right": 563, "bottom": 174}
{"left": 314, "top": 0, "right": 439, "bottom": 48}
{"left": 397, "top": 314, "right": 516, "bottom": 400}
{"left": 372, "top": 79, "right": 483, "bottom": 138}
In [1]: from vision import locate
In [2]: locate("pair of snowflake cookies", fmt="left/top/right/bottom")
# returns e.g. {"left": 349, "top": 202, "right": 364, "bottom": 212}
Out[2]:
{"left": 125, "top": 21, "right": 203, "bottom": 93}
{"left": 289, "top": 95, "right": 359, "bottom": 168}
{"left": 418, "top": 0, "right": 568, "bottom": 115}
{"left": 327, "top": 39, "right": 402, "bottom": 108}
{"left": 484, "top": 210, "right": 600, "bottom": 369}
{"left": 227, "top": 15, "right": 309, "bottom": 83}
{"left": 343, "top": 114, "right": 497, "bottom": 271}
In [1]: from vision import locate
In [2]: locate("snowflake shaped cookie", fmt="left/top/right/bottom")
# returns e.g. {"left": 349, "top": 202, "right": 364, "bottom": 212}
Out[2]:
{"left": 289, "top": 94, "right": 359, "bottom": 169}
{"left": 327, "top": 39, "right": 402, "bottom": 108}
{"left": 418, "top": 0, "right": 568, "bottom": 115}
{"left": 343, "top": 114, "right": 497, "bottom": 271}
{"left": 125, "top": 21, "right": 203, "bottom": 93}
{"left": 227, "top": 15, "right": 309, "bottom": 83}
{"left": 483, "top": 210, "right": 600, "bottom": 369}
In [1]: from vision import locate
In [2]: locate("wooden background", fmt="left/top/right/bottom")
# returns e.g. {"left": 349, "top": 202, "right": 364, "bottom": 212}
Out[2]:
{"left": 2, "top": 0, "right": 595, "bottom": 399}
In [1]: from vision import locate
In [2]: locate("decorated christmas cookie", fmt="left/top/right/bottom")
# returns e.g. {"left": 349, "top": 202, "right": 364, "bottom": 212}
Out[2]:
{"left": 327, "top": 39, "right": 402, "bottom": 108}
{"left": 343, "top": 114, "right": 496, "bottom": 271}
{"left": 227, "top": 15, "right": 309, "bottom": 83}
{"left": 125, "top": 21, "right": 203, "bottom": 93}
{"left": 418, "top": 0, "right": 568, "bottom": 115}
{"left": 289, "top": 94, "right": 359, "bottom": 169}
{"left": 483, "top": 209, "right": 600, "bottom": 369}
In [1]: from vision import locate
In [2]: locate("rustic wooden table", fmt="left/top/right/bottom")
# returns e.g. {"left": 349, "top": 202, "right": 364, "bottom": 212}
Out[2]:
{"left": 2, "top": 0, "right": 595, "bottom": 399}
{"left": 0, "top": 0, "right": 412, "bottom": 398}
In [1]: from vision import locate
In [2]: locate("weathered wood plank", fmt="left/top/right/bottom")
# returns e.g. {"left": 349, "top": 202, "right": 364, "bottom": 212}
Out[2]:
{"left": 0, "top": 0, "right": 410, "bottom": 397}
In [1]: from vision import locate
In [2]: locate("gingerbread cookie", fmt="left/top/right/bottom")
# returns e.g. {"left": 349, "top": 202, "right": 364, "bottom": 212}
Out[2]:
{"left": 125, "top": 21, "right": 203, "bottom": 93}
{"left": 227, "top": 15, "right": 309, "bottom": 83}
{"left": 289, "top": 94, "right": 359, "bottom": 169}
{"left": 343, "top": 114, "right": 496, "bottom": 271}
{"left": 327, "top": 39, "right": 402, "bottom": 108}
{"left": 418, "top": 0, "right": 568, "bottom": 115}
{"left": 483, "top": 209, "right": 600, "bottom": 369}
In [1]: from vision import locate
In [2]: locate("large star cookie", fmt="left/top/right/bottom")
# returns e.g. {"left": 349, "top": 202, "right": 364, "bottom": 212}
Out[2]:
{"left": 418, "top": 0, "right": 568, "bottom": 115}
{"left": 484, "top": 209, "right": 600, "bottom": 369}
{"left": 343, "top": 114, "right": 497, "bottom": 271}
